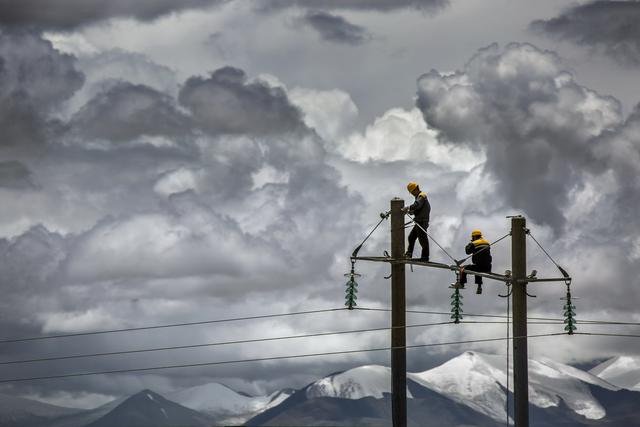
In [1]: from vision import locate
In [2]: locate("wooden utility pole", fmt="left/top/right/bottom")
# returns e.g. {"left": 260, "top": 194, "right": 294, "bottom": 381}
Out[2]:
{"left": 390, "top": 198, "right": 407, "bottom": 427}
{"left": 353, "top": 211, "right": 568, "bottom": 427}
{"left": 511, "top": 216, "right": 529, "bottom": 427}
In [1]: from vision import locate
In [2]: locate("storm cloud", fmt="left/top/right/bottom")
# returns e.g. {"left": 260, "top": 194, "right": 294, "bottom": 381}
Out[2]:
{"left": 300, "top": 11, "right": 371, "bottom": 45}
{"left": 531, "top": 1, "right": 640, "bottom": 65}
{"left": 0, "top": 46, "right": 363, "bottom": 400}
{"left": 178, "top": 67, "right": 306, "bottom": 136}
{"left": 0, "top": 161, "right": 34, "bottom": 189}
{"left": 2, "top": 0, "right": 640, "bottom": 410}
{"left": 0, "top": 0, "right": 227, "bottom": 31}
{"left": 416, "top": 43, "right": 623, "bottom": 232}
{"left": 258, "top": 0, "right": 448, "bottom": 12}
{"left": 70, "top": 82, "right": 191, "bottom": 142}
{"left": 0, "top": 31, "right": 84, "bottom": 148}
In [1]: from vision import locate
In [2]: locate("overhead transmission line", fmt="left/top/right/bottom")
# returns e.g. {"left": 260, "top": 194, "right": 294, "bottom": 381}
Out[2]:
{"left": 357, "top": 307, "right": 640, "bottom": 326}
{"left": 0, "top": 320, "right": 585, "bottom": 366}
{"left": 0, "top": 332, "right": 566, "bottom": 384}
{"left": 573, "top": 332, "right": 640, "bottom": 339}
{"left": 0, "top": 321, "right": 453, "bottom": 366}
{"left": 0, "top": 308, "right": 348, "bottom": 345}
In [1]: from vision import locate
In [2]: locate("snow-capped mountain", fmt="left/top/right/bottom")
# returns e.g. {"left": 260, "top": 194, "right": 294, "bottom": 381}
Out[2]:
{"left": 305, "top": 365, "right": 409, "bottom": 399}
{"left": 265, "top": 351, "right": 623, "bottom": 423}
{"left": 168, "top": 382, "right": 292, "bottom": 424}
{"left": 10, "top": 352, "right": 640, "bottom": 427}
{"left": 590, "top": 355, "right": 640, "bottom": 391}
{"left": 411, "top": 351, "right": 619, "bottom": 422}
{"left": 249, "top": 351, "right": 640, "bottom": 426}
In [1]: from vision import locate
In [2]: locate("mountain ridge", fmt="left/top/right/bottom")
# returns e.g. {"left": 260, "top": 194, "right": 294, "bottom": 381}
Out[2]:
{"left": 4, "top": 352, "right": 638, "bottom": 427}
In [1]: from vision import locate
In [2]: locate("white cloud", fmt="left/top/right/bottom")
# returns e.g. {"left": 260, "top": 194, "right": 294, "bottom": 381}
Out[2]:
{"left": 154, "top": 167, "right": 203, "bottom": 195}
{"left": 289, "top": 87, "right": 359, "bottom": 142}
{"left": 337, "top": 107, "right": 480, "bottom": 169}
{"left": 64, "top": 206, "right": 280, "bottom": 284}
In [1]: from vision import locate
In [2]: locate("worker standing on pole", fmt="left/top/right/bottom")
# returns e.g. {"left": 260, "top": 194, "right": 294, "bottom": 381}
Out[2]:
{"left": 402, "top": 181, "right": 430, "bottom": 262}
{"left": 460, "top": 229, "right": 492, "bottom": 294}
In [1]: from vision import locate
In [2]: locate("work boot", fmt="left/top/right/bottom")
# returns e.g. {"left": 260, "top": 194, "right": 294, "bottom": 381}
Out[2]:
{"left": 419, "top": 257, "right": 429, "bottom": 262}
{"left": 476, "top": 284, "right": 482, "bottom": 294}
{"left": 404, "top": 251, "right": 412, "bottom": 258}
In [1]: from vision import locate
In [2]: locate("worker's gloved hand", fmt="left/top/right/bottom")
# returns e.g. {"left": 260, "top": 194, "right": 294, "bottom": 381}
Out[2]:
{"left": 401, "top": 207, "right": 410, "bottom": 213}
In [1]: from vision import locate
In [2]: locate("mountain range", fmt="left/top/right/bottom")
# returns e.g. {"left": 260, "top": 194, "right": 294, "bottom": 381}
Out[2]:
{"left": 1, "top": 352, "right": 638, "bottom": 427}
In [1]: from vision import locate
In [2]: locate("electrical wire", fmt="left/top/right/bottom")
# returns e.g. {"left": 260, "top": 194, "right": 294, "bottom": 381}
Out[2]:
{"left": 505, "top": 286, "right": 511, "bottom": 427}
{"left": 357, "top": 307, "right": 640, "bottom": 326}
{"left": 574, "top": 332, "right": 640, "bottom": 339}
{"left": 351, "top": 213, "right": 389, "bottom": 258}
{"left": 525, "top": 228, "right": 571, "bottom": 281}
{"left": 525, "top": 230, "right": 562, "bottom": 270}
{"left": 4, "top": 304, "right": 636, "bottom": 349}
{"left": 0, "top": 333, "right": 566, "bottom": 384}
{"left": 0, "top": 308, "right": 347, "bottom": 345}
{"left": 405, "top": 215, "right": 457, "bottom": 263}
{"left": 459, "top": 321, "right": 562, "bottom": 325}
{"left": 0, "top": 322, "right": 453, "bottom": 366}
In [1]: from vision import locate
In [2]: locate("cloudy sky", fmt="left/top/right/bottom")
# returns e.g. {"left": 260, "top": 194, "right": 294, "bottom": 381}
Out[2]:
{"left": 1, "top": 0, "right": 640, "bottom": 409}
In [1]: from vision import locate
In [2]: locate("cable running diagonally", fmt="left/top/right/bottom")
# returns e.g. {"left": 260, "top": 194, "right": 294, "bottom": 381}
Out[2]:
{"left": 0, "top": 308, "right": 346, "bottom": 345}
{"left": 0, "top": 333, "right": 566, "bottom": 384}
{"left": 351, "top": 212, "right": 389, "bottom": 258}
{"left": 405, "top": 215, "right": 457, "bottom": 263}
{"left": 506, "top": 285, "right": 511, "bottom": 427}
{"left": 525, "top": 229, "right": 570, "bottom": 278}
{"left": 357, "top": 307, "right": 640, "bottom": 326}
{"left": 574, "top": 332, "right": 640, "bottom": 338}
{"left": 0, "top": 322, "right": 453, "bottom": 365}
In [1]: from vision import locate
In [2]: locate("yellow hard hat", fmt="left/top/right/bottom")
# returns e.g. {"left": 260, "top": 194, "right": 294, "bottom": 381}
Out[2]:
{"left": 471, "top": 229, "right": 482, "bottom": 238}
{"left": 407, "top": 181, "right": 418, "bottom": 193}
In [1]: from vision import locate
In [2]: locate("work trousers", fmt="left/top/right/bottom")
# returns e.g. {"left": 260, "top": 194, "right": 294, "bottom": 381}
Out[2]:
{"left": 460, "top": 264, "right": 491, "bottom": 285}
{"left": 407, "top": 222, "right": 429, "bottom": 260}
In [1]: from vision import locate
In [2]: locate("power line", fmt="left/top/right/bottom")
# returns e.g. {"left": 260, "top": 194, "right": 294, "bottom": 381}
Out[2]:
{"left": 0, "top": 321, "right": 453, "bottom": 366}
{"left": 6, "top": 306, "right": 634, "bottom": 347}
{"left": 574, "top": 332, "right": 640, "bottom": 339}
{"left": 0, "top": 332, "right": 566, "bottom": 384}
{"left": 0, "top": 308, "right": 348, "bottom": 345}
{"left": 357, "top": 307, "right": 640, "bottom": 326}
{"left": 406, "top": 215, "right": 457, "bottom": 264}
{"left": 459, "top": 321, "right": 563, "bottom": 325}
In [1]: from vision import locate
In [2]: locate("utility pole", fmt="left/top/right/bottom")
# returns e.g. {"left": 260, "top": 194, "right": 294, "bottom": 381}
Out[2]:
{"left": 352, "top": 209, "right": 571, "bottom": 427}
{"left": 390, "top": 198, "right": 407, "bottom": 427}
{"left": 511, "top": 216, "right": 528, "bottom": 427}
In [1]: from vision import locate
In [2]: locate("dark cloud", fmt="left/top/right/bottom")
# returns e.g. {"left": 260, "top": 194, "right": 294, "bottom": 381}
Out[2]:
{"left": 0, "top": 31, "right": 84, "bottom": 147}
{"left": 70, "top": 82, "right": 191, "bottom": 142}
{"left": 416, "top": 43, "right": 623, "bottom": 232}
{"left": 179, "top": 67, "right": 306, "bottom": 135}
{"left": 258, "top": 0, "right": 448, "bottom": 12}
{"left": 68, "top": 49, "right": 180, "bottom": 113}
{"left": 530, "top": 1, "right": 640, "bottom": 65}
{"left": 0, "top": 0, "right": 227, "bottom": 31}
{"left": 300, "top": 11, "right": 371, "bottom": 45}
{"left": 0, "top": 53, "right": 364, "bottom": 401}
{"left": 591, "top": 104, "right": 640, "bottom": 235}
{"left": 0, "top": 161, "right": 34, "bottom": 189}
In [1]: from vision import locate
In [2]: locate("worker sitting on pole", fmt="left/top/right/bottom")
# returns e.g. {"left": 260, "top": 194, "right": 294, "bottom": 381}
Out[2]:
{"left": 460, "top": 229, "right": 492, "bottom": 294}
{"left": 401, "top": 181, "right": 430, "bottom": 261}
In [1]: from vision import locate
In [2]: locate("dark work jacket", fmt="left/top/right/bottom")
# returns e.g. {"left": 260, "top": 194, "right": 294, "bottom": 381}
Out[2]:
{"left": 465, "top": 238, "right": 492, "bottom": 268}
{"left": 409, "top": 191, "right": 430, "bottom": 224}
